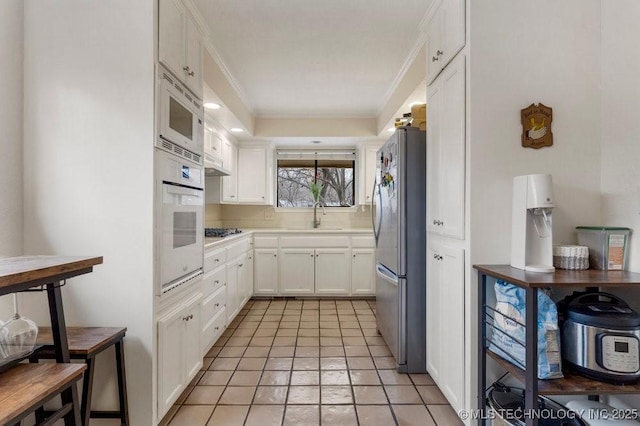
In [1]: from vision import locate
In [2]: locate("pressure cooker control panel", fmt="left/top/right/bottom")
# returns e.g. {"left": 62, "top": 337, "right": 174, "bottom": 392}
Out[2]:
{"left": 597, "top": 334, "right": 640, "bottom": 373}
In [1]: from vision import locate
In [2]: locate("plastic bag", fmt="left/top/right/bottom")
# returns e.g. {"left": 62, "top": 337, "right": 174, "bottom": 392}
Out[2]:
{"left": 489, "top": 280, "right": 563, "bottom": 379}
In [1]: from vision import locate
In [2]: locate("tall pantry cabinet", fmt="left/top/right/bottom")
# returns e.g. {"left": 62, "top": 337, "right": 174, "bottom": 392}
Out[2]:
{"left": 424, "top": 0, "right": 467, "bottom": 415}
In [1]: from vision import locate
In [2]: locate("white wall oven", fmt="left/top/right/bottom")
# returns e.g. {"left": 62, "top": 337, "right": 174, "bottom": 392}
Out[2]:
{"left": 156, "top": 149, "right": 204, "bottom": 295}
{"left": 157, "top": 64, "right": 204, "bottom": 164}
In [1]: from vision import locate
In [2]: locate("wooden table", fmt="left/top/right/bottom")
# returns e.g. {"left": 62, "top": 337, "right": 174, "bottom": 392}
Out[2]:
{"left": 0, "top": 256, "right": 103, "bottom": 426}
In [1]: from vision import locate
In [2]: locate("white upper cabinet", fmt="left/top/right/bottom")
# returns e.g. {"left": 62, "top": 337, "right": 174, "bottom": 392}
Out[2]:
{"left": 426, "top": 54, "right": 466, "bottom": 239}
{"left": 159, "top": 0, "right": 203, "bottom": 99}
{"left": 237, "top": 147, "right": 269, "bottom": 204}
{"left": 359, "top": 146, "right": 380, "bottom": 205}
{"left": 426, "top": 0, "right": 466, "bottom": 86}
{"left": 220, "top": 142, "right": 273, "bottom": 205}
{"left": 221, "top": 140, "right": 238, "bottom": 203}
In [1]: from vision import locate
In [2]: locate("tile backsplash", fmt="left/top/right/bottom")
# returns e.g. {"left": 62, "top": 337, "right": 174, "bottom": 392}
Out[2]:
{"left": 205, "top": 204, "right": 372, "bottom": 230}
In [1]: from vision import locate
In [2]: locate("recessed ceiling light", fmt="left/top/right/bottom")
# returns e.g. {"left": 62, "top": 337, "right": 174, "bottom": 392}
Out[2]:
{"left": 204, "top": 102, "right": 221, "bottom": 110}
{"left": 387, "top": 128, "right": 395, "bottom": 132}
{"left": 311, "top": 140, "right": 322, "bottom": 144}
{"left": 230, "top": 128, "right": 243, "bottom": 133}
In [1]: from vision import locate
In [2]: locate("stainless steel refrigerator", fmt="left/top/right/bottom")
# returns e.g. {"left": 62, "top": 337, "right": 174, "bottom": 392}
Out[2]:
{"left": 372, "top": 126, "right": 426, "bottom": 373}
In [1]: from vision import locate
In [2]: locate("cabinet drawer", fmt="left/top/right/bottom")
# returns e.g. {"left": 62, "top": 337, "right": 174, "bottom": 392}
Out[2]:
{"left": 227, "top": 238, "right": 250, "bottom": 260}
{"left": 202, "top": 307, "right": 226, "bottom": 353}
{"left": 204, "top": 247, "right": 226, "bottom": 273}
{"left": 202, "top": 266, "right": 225, "bottom": 297}
{"left": 351, "top": 236, "right": 375, "bottom": 248}
{"left": 254, "top": 236, "right": 278, "bottom": 248}
{"left": 201, "top": 285, "right": 226, "bottom": 324}
{"left": 280, "top": 236, "right": 350, "bottom": 248}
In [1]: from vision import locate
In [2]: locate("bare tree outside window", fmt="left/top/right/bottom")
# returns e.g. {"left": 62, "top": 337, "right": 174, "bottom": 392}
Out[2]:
{"left": 277, "top": 159, "right": 355, "bottom": 207}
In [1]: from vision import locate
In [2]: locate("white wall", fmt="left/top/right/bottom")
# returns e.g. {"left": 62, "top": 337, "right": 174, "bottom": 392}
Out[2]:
{"left": 601, "top": 0, "right": 640, "bottom": 272}
{"left": 467, "top": 0, "right": 603, "bottom": 412}
{"left": 469, "top": 1, "right": 602, "bottom": 263}
{"left": 23, "top": 1, "right": 155, "bottom": 424}
{"left": 600, "top": 0, "right": 640, "bottom": 410}
{"left": 0, "top": 0, "right": 24, "bottom": 257}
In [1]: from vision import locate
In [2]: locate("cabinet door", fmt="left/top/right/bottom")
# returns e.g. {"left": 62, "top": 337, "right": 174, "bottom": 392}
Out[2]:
{"left": 439, "top": 55, "right": 466, "bottom": 239}
{"left": 254, "top": 249, "right": 278, "bottom": 295}
{"left": 426, "top": 54, "right": 465, "bottom": 239}
{"left": 158, "top": 0, "right": 185, "bottom": 81}
{"left": 246, "top": 250, "right": 254, "bottom": 300}
{"left": 425, "top": 244, "right": 442, "bottom": 382}
{"left": 226, "top": 261, "right": 239, "bottom": 322}
{"left": 184, "top": 14, "right": 203, "bottom": 99}
{"left": 237, "top": 147, "right": 267, "bottom": 203}
{"left": 183, "top": 294, "right": 203, "bottom": 383}
{"left": 315, "top": 249, "right": 350, "bottom": 295}
{"left": 237, "top": 253, "right": 250, "bottom": 308}
{"left": 427, "top": 242, "right": 465, "bottom": 412}
{"left": 439, "top": 245, "right": 465, "bottom": 411}
{"left": 351, "top": 249, "right": 375, "bottom": 295}
{"left": 279, "top": 249, "right": 315, "bottom": 295}
{"left": 425, "top": 5, "right": 444, "bottom": 85}
{"left": 425, "top": 0, "right": 466, "bottom": 86}
{"left": 364, "top": 148, "right": 379, "bottom": 205}
{"left": 441, "top": 0, "right": 466, "bottom": 71}
{"left": 426, "top": 80, "right": 443, "bottom": 235}
{"left": 157, "top": 304, "right": 185, "bottom": 418}
{"left": 221, "top": 141, "right": 238, "bottom": 203}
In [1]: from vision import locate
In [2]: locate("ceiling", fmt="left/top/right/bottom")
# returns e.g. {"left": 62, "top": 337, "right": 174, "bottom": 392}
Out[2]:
{"left": 192, "top": 0, "right": 432, "bottom": 121}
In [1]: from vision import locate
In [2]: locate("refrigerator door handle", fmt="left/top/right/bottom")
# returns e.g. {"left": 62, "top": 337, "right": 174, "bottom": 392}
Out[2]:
{"left": 373, "top": 183, "right": 383, "bottom": 245}
{"left": 376, "top": 263, "right": 398, "bottom": 286}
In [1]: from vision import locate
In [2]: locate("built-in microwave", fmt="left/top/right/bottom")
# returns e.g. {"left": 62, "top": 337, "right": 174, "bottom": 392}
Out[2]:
{"left": 157, "top": 65, "right": 204, "bottom": 163}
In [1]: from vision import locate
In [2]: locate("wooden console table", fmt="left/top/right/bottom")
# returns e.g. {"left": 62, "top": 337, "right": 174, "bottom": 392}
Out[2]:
{"left": 0, "top": 255, "right": 103, "bottom": 425}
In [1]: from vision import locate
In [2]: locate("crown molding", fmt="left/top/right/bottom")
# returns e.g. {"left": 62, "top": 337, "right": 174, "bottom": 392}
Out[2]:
{"left": 182, "top": 0, "right": 255, "bottom": 115}
{"left": 375, "top": 4, "right": 430, "bottom": 117}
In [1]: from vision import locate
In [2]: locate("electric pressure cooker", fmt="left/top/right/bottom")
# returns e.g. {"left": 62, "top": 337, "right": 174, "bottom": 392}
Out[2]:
{"left": 560, "top": 292, "right": 640, "bottom": 384}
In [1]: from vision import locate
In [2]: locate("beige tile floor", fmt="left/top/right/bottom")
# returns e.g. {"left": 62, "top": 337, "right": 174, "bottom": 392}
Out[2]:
{"left": 161, "top": 299, "right": 463, "bottom": 426}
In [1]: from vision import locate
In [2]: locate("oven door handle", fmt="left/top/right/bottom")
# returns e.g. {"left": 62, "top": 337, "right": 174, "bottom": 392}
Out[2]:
{"left": 165, "top": 184, "right": 203, "bottom": 197}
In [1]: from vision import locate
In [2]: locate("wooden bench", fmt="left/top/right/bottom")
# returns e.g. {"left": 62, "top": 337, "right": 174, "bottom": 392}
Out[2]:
{"left": 33, "top": 327, "right": 129, "bottom": 426}
{"left": 0, "top": 363, "right": 86, "bottom": 425}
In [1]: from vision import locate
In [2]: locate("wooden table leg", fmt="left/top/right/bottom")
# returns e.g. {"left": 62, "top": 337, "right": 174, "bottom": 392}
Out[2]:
{"left": 46, "top": 281, "right": 82, "bottom": 426}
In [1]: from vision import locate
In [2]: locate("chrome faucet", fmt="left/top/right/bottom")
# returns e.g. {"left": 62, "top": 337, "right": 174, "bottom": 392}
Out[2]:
{"left": 313, "top": 200, "right": 326, "bottom": 228}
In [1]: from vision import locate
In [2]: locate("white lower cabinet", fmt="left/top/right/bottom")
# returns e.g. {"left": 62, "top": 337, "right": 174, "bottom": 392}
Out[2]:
{"left": 279, "top": 249, "right": 315, "bottom": 294}
{"left": 351, "top": 248, "right": 375, "bottom": 295}
{"left": 157, "top": 291, "right": 202, "bottom": 419}
{"left": 315, "top": 249, "right": 351, "bottom": 295}
{"left": 253, "top": 233, "right": 376, "bottom": 296}
{"left": 426, "top": 240, "right": 465, "bottom": 412}
{"left": 239, "top": 251, "right": 253, "bottom": 306}
{"left": 226, "top": 258, "right": 240, "bottom": 322}
{"left": 254, "top": 249, "right": 278, "bottom": 295}
{"left": 200, "top": 284, "right": 226, "bottom": 356}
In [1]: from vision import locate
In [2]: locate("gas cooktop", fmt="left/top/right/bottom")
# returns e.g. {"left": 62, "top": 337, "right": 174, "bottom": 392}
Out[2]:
{"left": 204, "top": 228, "right": 243, "bottom": 238}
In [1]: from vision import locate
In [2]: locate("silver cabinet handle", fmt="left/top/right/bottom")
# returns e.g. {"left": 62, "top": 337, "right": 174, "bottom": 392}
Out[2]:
{"left": 230, "top": 195, "right": 236, "bottom": 198}
{"left": 273, "top": 254, "right": 277, "bottom": 257}
{"left": 183, "top": 314, "right": 193, "bottom": 321}
{"left": 432, "top": 56, "right": 439, "bottom": 62}
{"left": 437, "top": 50, "right": 443, "bottom": 56}
{"left": 353, "top": 254, "right": 356, "bottom": 258}
{"left": 214, "top": 303, "right": 220, "bottom": 307}
{"left": 214, "top": 280, "right": 219, "bottom": 284}
{"left": 239, "top": 263, "right": 243, "bottom": 267}
{"left": 214, "top": 326, "right": 220, "bottom": 331}
{"left": 183, "top": 65, "right": 195, "bottom": 76}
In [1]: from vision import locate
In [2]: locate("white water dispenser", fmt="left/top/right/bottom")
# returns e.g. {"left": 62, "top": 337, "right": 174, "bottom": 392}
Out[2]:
{"left": 511, "top": 174, "right": 555, "bottom": 272}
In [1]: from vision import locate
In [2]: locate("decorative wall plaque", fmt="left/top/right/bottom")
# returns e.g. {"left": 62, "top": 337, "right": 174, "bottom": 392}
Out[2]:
{"left": 521, "top": 103, "right": 553, "bottom": 149}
